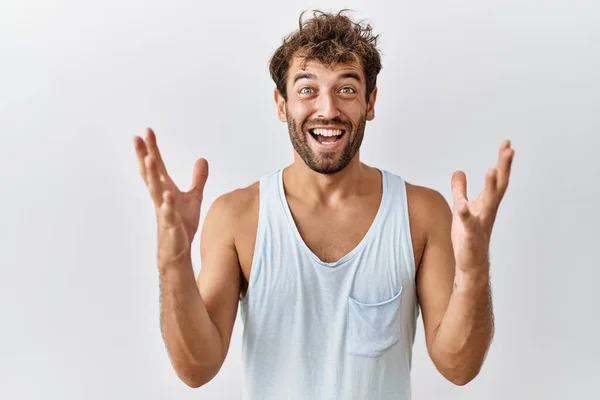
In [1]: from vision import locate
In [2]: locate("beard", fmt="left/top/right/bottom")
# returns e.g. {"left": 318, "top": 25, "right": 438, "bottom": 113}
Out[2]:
{"left": 286, "top": 110, "right": 366, "bottom": 175}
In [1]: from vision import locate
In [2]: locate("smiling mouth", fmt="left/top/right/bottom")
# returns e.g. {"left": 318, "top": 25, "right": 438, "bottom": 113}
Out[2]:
{"left": 308, "top": 128, "right": 346, "bottom": 145}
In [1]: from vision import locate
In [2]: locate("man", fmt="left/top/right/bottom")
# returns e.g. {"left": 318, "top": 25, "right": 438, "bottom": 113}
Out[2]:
{"left": 133, "top": 10, "right": 514, "bottom": 400}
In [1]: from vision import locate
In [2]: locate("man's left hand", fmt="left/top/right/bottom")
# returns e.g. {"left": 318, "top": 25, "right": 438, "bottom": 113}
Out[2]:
{"left": 450, "top": 140, "right": 515, "bottom": 275}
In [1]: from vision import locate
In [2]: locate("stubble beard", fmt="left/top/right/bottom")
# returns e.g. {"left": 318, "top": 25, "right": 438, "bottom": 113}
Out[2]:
{"left": 286, "top": 111, "right": 366, "bottom": 175}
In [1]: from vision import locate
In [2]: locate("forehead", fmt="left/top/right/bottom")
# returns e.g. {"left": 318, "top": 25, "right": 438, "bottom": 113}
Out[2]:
{"left": 287, "top": 57, "right": 364, "bottom": 84}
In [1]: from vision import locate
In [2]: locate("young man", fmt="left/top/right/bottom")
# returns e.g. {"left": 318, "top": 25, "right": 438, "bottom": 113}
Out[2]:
{"left": 133, "top": 10, "right": 514, "bottom": 400}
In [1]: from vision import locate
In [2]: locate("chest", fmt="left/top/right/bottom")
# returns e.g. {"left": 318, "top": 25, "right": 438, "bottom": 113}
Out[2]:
{"left": 234, "top": 188, "right": 427, "bottom": 294}
{"left": 289, "top": 203, "right": 379, "bottom": 263}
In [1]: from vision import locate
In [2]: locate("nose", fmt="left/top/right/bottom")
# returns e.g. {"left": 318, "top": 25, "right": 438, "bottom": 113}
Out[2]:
{"left": 316, "top": 92, "right": 341, "bottom": 120}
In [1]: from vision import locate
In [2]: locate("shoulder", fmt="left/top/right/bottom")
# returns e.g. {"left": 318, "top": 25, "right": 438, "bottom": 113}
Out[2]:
{"left": 388, "top": 179, "right": 452, "bottom": 270}
{"left": 205, "top": 182, "right": 260, "bottom": 283}
{"left": 405, "top": 182, "right": 451, "bottom": 218}
{"left": 200, "top": 181, "right": 260, "bottom": 254}
{"left": 404, "top": 181, "right": 452, "bottom": 241}
{"left": 207, "top": 181, "right": 259, "bottom": 222}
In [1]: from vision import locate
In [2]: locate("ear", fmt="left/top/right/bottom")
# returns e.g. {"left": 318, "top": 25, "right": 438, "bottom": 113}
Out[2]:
{"left": 274, "top": 89, "right": 287, "bottom": 123}
{"left": 366, "top": 87, "right": 378, "bottom": 121}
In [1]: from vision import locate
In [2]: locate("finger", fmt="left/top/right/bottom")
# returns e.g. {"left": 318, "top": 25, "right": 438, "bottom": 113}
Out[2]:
{"left": 145, "top": 155, "right": 164, "bottom": 207}
{"left": 496, "top": 140, "right": 515, "bottom": 196}
{"left": 145, "top": 128, "right": 171, "bottom": 178}
{"left": 482, "top": 167, "right": 498, "bottom": 209}
{"left": 451, "top": 171, "right": 468, "bottom": 206}
{"left": 158, "top": 190, "right": 179, "bottom": 227}
{"left": 189, "top": 158, "right": 209, "bottom": 196}
{"left": 456, "top": 200, "right": 470, "bottom": 219}
{"left": 456, "top": 200, "right": 479, "bottom": 231}
{"left": 133, "top": 135, "right": 149, "bottom": 180}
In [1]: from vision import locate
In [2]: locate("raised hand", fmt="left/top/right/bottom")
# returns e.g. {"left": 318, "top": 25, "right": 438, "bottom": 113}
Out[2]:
{"left": 450, "top": 140, "right": 515, "bottom": 272}
{"left": 134, "top": 128, "right": 209, "bottom": 267}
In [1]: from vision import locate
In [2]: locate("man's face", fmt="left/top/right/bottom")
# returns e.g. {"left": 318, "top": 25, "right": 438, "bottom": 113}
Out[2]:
{"left": 275, "top": 57, "right": 377, "bottom": 174}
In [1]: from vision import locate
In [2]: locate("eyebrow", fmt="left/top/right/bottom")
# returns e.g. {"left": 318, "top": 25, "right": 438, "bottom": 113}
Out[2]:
{"left": 293, "top": 72, "right": 317, "bottom": 84}
{"left": 339, "top": 72, "right": 362, "bottom": 82}
{"left": 292, "top": 71, "right": 362, "bottom": 85}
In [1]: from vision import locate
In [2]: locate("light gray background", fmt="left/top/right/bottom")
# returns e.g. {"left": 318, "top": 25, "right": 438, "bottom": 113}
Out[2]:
{"left": 1, "top": 0, "right": 598, "bottom": 399}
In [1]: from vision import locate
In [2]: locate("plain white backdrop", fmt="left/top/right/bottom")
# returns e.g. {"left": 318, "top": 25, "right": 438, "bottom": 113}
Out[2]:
{"left": 1, "top": 0, "right": 598, "bottom": 399}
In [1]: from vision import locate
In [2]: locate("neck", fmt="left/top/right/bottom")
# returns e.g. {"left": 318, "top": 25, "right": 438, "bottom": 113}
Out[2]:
{"left": 284, "top": 154, "right": 377, "bottom": 206}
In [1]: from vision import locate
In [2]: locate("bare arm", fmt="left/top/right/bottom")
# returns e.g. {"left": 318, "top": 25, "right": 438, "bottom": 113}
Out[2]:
{"left": 416, "top": 189, "right": 493, "bottom": 386}
{"left": 134, "top": 128, "right": 242, "bottom": 388}
{"left": 160, "top": 194, "right": 241, "bottom": 388}
{"left": 416, "top": 141, "right": 514, "bottom": 385}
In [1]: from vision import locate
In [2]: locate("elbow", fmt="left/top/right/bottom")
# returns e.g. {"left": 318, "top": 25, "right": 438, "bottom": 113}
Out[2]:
{"left": 180, "top": 376, "right": 205, "bottom": 389}
{"left": 432, "top": 335, "right": 492, "bottom": 386}
{"left": 437, "top": 355, "right": 484, "bottom": 386}
{"left": 432, "top": 348, "right": 484, "bottom": 386}
{"left": 440, "top": 355, "right": 484, "bottom": 386}
{"left": 169, "top": 339, "right": 226, "bottom": 388}
{"left": 174, "top": 362, "right": 222, "bottom": 389}
{"left": 180, "top": 372, "right": 208, "bottom": 389}
{"left": 448, "top": 367, "right": 481, "bottom": 386}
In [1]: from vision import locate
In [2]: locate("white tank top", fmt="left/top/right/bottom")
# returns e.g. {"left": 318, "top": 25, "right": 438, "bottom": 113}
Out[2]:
{"left": 238, "top": 168, "right": 419, "bottom": 400}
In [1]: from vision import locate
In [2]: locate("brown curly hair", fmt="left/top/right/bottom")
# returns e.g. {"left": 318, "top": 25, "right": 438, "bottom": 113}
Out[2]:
{"left": 269, "top": 9, "right": 383, "bottom": 102}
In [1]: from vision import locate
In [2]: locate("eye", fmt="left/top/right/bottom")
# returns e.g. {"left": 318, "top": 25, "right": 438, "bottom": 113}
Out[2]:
{"left": 299, "top": 87, "right": 314, "bottom": 95}
{"left": 339, "top": 87, "right": 356, "bottom": 94}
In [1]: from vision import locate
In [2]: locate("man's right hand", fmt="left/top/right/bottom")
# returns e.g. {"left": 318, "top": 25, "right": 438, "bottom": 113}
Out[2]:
{"left": 133, "top": 127, "right": 209, "bottom": 268}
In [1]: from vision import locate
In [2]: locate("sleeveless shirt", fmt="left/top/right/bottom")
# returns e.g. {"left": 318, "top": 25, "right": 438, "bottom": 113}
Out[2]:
{"left": 238, "top": 168, "right": 419, "bottom": 399}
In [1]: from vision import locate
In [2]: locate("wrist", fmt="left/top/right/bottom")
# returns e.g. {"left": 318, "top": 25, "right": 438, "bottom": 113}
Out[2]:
{"left": 158, "top": 251, "right": 193, "bottom": 276}
{"left": 454, "top": 266, "right": 490, "bottom": 292}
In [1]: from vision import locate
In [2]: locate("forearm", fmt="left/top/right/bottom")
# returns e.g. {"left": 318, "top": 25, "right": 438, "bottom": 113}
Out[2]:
{"left": 431, "top": 266, "right": 494, "bottom": 385}
{"left": 159, "top": 256, "right": 223, "bottom": 387}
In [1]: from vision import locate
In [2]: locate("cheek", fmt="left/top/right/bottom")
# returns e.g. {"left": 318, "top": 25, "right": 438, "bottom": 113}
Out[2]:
{"left": 288, "top": 107, "right": 311, "bottom": 128}
{"left": 294, "top": 103, "right": 313, "bottom": 119}
{"left": 340, "top": 100, "right": 365, "bottom": 118}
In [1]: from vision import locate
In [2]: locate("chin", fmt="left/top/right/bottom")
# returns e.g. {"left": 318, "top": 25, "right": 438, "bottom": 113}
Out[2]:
{"left": 305, "top": 157, "right": 350, "bottom": 175}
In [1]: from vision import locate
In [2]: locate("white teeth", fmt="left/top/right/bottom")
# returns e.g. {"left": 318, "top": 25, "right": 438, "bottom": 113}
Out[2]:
{"left": 312, "top": 128, "right": 343, "bottom": 137}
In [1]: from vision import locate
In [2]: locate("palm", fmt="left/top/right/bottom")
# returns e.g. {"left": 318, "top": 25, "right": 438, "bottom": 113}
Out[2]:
{"left": 134, "top": 128, "right": 209, "bottom": 247}
{"left": 450, "top": 141, "right": 514, "bottom": 270}
{"left": 171, "top": 186, "right": 203, "bottom": 242}
{"left": 451, "top": 191, "right": 492, "bottom": 267}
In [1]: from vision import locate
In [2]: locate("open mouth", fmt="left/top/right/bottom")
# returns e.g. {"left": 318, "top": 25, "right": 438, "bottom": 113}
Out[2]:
{"left": 308, "top": 128, "right": 346, "bottom": 146}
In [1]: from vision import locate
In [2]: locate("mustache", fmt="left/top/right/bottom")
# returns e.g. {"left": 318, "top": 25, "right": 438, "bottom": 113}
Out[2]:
{"left": 303, "top": 118, "right": 352, "bottom": 131}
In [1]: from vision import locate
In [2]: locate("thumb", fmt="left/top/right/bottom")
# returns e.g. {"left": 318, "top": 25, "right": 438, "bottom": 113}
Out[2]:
{"left": 455, "top": 200, "right": 477, "bottom": 230}
{"left": 159, "top": 190, "right": 181, "bottom": 227}
{"left": 189, "top": 158, "right": 209, "bottom": 196}
{"left": 451, "top": 170, "right": 468, "bottom": 206}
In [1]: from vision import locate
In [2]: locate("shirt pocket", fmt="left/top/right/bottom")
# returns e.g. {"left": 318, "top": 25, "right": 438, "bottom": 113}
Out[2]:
{"left": 346, "top": 287, "right": 403, "bottom": 357}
